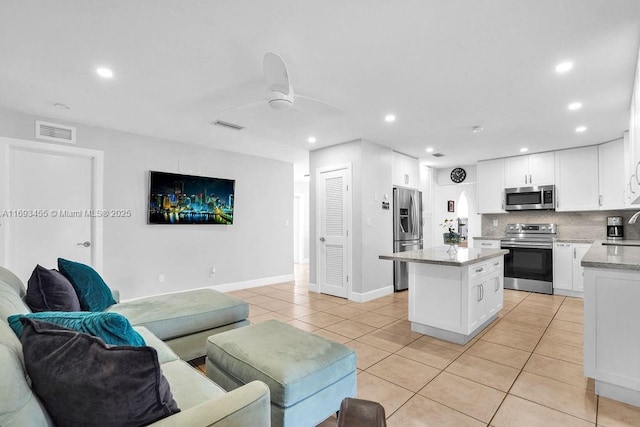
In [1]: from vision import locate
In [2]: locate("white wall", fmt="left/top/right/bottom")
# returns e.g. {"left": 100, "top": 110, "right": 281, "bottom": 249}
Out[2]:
{"left": 360, "top": 141, "right": 393, "bottom": 296}
{"left": 309, "top": 139, "right": 393, "bottom": 299}
{"left": 432, "top": 165, "right": 481, "bottom": 248}
{"left": 294, "top": 179, "right": 310, "bottom": 263}
{"left": 0, "top": 107, "right": 294, "bottom": 299}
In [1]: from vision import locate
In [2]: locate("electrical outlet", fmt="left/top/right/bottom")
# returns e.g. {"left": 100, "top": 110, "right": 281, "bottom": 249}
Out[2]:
{"left": 493, "top": 219, "right": 499, "bottom": 227}
{"left": 158, "top": 274, "right": 165, "bottom": 283}
{"left": 210, "top": 267, "right": 216, "bottom": 278}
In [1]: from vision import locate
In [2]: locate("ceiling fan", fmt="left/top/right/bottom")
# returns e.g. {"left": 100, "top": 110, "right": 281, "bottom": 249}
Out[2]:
{"left": 219, "top": 52, "right": 343, "bottom": 116}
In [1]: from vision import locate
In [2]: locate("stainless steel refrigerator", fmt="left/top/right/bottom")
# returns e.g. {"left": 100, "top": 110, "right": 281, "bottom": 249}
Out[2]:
{"left": 393, "top": 187, "right": 423, "bottom": 291}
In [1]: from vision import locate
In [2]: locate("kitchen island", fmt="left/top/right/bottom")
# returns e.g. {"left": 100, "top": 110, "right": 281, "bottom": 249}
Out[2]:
{"left": 380, "top": 246, "right": 508, "bottom": 344}
{"left": 582, "top": 241, "right": 640, "bottom": 407}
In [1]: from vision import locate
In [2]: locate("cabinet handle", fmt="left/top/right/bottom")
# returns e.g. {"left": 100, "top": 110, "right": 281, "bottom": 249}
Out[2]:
{"left": 476, "top": 267, "right": 484, "bottom": 273}
{"left": 529, "top": 174, "right": 532, "bottom": 184}
{"left": 494, "top": 262, "right": 500, "bottom": 266}
{"left": 495, "top": 277, "right": 499, "bottom": 292}
{"left": 524, "top": 174, "right": 527, "bottom": 184}
{"left": 574, "top": 247, "right": 576, "bottom": 258}
{"left": 599, "top": 195, "right": 603, "bottom": 206}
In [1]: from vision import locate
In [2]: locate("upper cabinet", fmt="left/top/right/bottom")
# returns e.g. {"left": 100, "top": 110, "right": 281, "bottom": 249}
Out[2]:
{"left": 504, "top": 152, "right": 555, "bottom": 187}
{"left": 477, "top": 159, "right": 505, "bottom": 214}
{"left": 419, "top": 165, "right": 433, "bottom": 214}
{"left": 392, "top": 151, "right": 419, "bottom": 189}
{"left": 599, "top": 139, "right": 626, "bottom": 210}
{"left": 555, "top": 146, "right": 599, "bottom": 211}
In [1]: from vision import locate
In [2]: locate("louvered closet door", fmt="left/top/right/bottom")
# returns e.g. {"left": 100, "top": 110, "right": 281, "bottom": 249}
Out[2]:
{"left": 317, "top": 167, "right": 349, "bottom": 298}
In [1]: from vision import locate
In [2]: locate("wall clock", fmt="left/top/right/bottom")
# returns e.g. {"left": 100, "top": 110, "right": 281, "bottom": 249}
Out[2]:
{"left": 450, "top": 167, "right": 466, "bottom": 183}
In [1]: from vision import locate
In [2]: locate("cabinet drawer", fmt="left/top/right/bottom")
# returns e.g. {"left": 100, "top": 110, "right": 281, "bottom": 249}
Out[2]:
{"left": 477, "top": 240, "right": 500, "bottom": 249}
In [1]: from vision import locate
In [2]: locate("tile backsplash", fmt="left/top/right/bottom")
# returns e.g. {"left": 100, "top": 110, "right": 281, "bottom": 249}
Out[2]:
{"left": 480, "top": 210, "right": 640, "bottom": 240}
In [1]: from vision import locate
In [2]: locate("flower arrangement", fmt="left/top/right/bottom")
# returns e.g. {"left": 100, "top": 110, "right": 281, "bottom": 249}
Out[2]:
{"left": 440, "top": 219, "right": 461, "bottom": 245}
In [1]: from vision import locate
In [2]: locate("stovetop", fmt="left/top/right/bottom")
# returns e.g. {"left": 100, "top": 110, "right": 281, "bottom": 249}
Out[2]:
{"left": 502, "top": 223, "right": 557, "bottom": 242}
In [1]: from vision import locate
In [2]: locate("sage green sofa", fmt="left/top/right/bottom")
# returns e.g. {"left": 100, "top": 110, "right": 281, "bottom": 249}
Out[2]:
{"left": 0, "top": 266, "right": 270, "bottom": 426}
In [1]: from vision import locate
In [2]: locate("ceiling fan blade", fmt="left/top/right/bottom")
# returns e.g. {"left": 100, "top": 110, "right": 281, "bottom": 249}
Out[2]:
{"left": 295, "top": 94, "right": 344, "bottom": 117}
{"left": 263, "top": 52, "right": 290, "bottom": 95}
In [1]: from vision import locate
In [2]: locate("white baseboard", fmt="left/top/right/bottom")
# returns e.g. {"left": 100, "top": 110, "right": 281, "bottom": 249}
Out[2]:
{"left": 212, "top": 274, "right": 295, "bottom": 293}
{"left": 309, "top": 282, "right": 319, "bottom": 293}
{"left": 349, "top": 285, "right": 394, "bottom": 303}
{"left": 301, "top": 282, "right": 393, "bottom": 303}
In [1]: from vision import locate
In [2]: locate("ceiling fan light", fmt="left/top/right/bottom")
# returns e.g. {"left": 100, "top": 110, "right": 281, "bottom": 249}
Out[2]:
{"left": 268, "top": 98, "right": 293, "bottom": 110}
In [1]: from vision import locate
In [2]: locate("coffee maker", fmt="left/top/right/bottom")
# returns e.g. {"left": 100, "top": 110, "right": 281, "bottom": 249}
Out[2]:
{"left": 607, "top": 216, "right": 624, "bottom": 240}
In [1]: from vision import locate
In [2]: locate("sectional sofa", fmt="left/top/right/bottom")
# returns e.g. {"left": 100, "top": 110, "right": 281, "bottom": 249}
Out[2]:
{"left": 0, "top": 265, "right": 271, "bottom": 426}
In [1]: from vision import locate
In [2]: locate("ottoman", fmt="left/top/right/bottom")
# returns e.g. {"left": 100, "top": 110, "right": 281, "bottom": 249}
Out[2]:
{"left": 206, "top": 319, "right": 357, "bottom": 427}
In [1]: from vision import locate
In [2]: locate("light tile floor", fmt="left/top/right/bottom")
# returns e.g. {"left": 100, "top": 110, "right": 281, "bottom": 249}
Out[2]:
{"left": 197, "top": 264, "right": 640, "bottom": 426}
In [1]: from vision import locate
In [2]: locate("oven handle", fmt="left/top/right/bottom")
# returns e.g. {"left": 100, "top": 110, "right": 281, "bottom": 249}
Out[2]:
{"left": 500, "top": 242, "right": 553, "bottom": 249}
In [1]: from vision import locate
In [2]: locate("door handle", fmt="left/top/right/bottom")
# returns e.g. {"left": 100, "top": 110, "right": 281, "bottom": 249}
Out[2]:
{"left": 77, "top": 241, "right": 91, "bottom": 247}
{"left": 319, "top": 237, "right": 326, "bottom": 242}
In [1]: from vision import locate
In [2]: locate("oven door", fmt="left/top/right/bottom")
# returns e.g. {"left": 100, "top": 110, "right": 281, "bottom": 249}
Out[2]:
{"left": 501, "top": 242, "right": 553, "bottom": 294}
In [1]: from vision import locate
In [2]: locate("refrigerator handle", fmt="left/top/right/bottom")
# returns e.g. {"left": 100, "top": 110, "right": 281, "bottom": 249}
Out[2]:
{"left": 409, "top": 194, "right": 416, "bottom": 236}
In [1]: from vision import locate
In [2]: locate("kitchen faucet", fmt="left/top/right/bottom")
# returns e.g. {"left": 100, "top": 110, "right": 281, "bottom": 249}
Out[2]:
{"left": 629, "top": 211, "right": 640, "bottom": 224}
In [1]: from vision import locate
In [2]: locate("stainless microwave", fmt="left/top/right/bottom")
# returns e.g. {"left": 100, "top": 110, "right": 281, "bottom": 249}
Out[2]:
{"left": 504, "top": 185, "right": 555, "bottom": 211}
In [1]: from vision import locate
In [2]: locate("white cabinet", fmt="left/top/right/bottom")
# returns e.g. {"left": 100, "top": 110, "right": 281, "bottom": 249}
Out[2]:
{"left": 504, "top": 152, "right": 555, "bottom": 187}
{"left": 419, "top": 165, "right": 433, "bottom": 214}
{"left": 475, "top": 239, "right": 500, "bottom": 249}
{"left": 408, "top": 256, "right": 504, "bottom": 344}
{"left": 468, "top": 260, "right": 503, "bottom": 330}
{"left": 392, "top": 151, "right": 419, "bottom": 189}
{"left": 553, "top": 242, "right": 591, "bottom": 296}
{"left": 477, "top": 159, "right": 505, "bottom": 213}
{"left": 555, "top": 146, "right": 599, "bottom": 211}
{"left": 599, "top": 139, "right": 626, "bottom": 210}
{"left": 584, "top": 266, "right": 640, "bottom": 406}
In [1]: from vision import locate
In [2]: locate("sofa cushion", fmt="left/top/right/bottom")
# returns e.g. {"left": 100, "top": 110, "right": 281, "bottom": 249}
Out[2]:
{"left": 57, "top": 258, "right": 116, "bottom": 312}
{"left": 0, "top": 321, "right": 53, "bottom": 427}
{"left": 108, "top": 289, "right": 248, "bottom": 340}
{"left": 25, "top": 265, "right": 81, "bottom": 312}
{"left": 21, "top": 318, "right": 180, "bottom": 427}
{"left": 133, "top": 326, "right": 180, "bottom": 364}
{"left": 0, "top": 265, "right": 27, "bottom": 298}
{"left": 0, "top": 282, "right": 30, "bottom": 322}
{"left": 8, "top": 311, "right": 145, "bottom": 347}
{"left": 160, "top": 359, "right": 226, "bottom": 411}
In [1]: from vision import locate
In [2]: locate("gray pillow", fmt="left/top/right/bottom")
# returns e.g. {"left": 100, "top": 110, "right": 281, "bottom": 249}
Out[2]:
{"left": 26, "top": 265, "right": 81, "bottom": 312}
{"left": 20, "top": 318, "right": 180, "bottom": 426}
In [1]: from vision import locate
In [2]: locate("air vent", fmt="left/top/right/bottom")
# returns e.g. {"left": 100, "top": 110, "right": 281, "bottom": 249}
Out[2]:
{"left": 35, "top": 121, "right": 76, "bottom": 144}
{"left": 212, "top": 120, "right": 244, "bottom": 131}
{"left": 432, "top": 153, "right": 445, "bottom": 157}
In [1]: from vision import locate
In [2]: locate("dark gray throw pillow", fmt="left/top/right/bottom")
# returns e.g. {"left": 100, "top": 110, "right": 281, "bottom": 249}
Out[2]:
{"left": 20, "top": 318, "right": 180, "bottom": 427}
{"left": 25, "top": 264, "right": 81, "bottom": 312}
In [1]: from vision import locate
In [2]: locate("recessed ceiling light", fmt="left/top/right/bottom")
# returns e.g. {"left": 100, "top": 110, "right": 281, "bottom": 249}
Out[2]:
{"left": 520, "top": 147, "right": 529, "bottom": 153}
{"left": 472, "top": 125, "right": 484, "bottom": 133}
{"left": 385, "top": 114, "right": 396, "bottom": 123}
{"left": 575, "top": 126, "right": 587, "bottom": 133}
{"left": 54, "top": 103, "right": 70, "bottom": 110}
{"left": 568, "top": 102, "right": 582, "bottom": 110}
{"left": 555, "top": 61, "right": 574, "bottom": 73}
{"left": 307, "top": 136, "right": 316, "bottom": 143}
{"left": 96, "top": 67, "right": 114, "bottom": 78}
{"left": 425, "top": 147, "right": 434, "bottom": 153}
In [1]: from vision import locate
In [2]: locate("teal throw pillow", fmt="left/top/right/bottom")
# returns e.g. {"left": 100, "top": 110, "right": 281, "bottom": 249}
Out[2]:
{"left": 57, "top": 258, "right": 116, "bottom": 312}
{"left": 8, "top": 311, "right": 145, "bottom": 347}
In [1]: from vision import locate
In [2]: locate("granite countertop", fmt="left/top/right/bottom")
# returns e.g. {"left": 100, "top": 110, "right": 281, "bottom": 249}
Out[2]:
{"left": 582, "top": 240, "right": 640, "bottom": 271}
{"left": 379, "top": 246, "right": 509, "bottom": 267}
{"left": 555, "top": 238, "right": 595, "bottom": 243}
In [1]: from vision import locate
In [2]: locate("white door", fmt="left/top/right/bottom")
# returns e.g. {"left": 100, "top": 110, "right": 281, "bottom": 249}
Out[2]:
{"left": 0, "top": 138, "right": 103, "bottom": 282}
{"left": 316, "top": 165, "right": 350, "bottom": 298}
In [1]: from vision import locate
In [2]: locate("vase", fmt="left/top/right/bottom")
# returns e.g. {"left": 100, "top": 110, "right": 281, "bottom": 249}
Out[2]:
{"left": 443, "top": 232, "right": 461, "bottom": 253}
